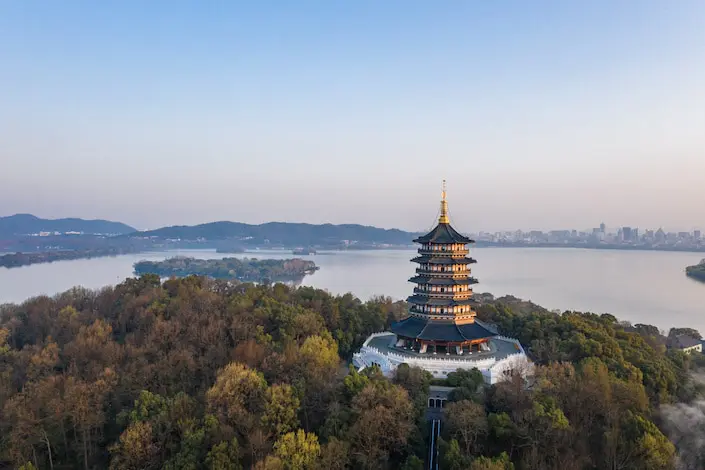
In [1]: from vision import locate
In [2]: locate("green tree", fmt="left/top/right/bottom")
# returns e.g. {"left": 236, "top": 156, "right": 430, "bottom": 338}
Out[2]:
{"left": 262, "top": 384, "right": 300, "bottom": 438}
{"left": 442, "top": 439, "right": 471, "bottom": 470}
{"left": 400, "top": 454, "right": 424, "bottom": 470}
{"left": 206, "top": 362, "right": 268, "bottom": 435}
{"left": 273, "top": 429, "right": 321, "bottom": 470}
{"left": 205, "top": 439, "right": 242, "bottom": 470}
{"left": 470, "top": 452, "right": 515, "bottom": 470}
{"left": 109, "top": 421, "right": 159, "bottom": 470}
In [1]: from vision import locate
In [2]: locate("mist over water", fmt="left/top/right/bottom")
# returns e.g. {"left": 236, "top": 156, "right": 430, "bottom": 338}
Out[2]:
{"left": 0, "top": 247, "right": 703, "bottom": 334}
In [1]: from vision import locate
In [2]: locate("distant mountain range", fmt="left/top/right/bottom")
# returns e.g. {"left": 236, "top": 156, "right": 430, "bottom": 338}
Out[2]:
{"left": 0, "top": 214, "right": 136, "bottom": 239}
{"left": 134, "top": 221, "right": 418, "bottom": 247}
{"left": 0, "top": 214, "right": 420, "bottom": 250}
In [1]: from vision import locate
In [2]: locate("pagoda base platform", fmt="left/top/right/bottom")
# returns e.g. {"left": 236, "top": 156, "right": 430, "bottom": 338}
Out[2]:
{"left": 352, "top": 332, "right": 531, "bottom": 385}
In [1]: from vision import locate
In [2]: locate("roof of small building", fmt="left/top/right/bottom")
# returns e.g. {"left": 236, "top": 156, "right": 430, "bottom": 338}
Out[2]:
{"left": 390, "top": 316, "right": 496, "bottom": 342}
{"left": 413, "top": 223, "right": 473, "bottom": 244}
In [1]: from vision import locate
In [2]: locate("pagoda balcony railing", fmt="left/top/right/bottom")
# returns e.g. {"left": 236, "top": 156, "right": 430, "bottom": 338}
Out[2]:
{"left": 417, "top": 248, "right": 469, "bottom": 256}
{"left": 415, "top": 268, "right": 471, "bottom": 276}
{"left": 412, "top": 288, "right": 473, "bottom": 298}
{"left": 409, "top": 306, "right": 475, "bottom": 315}
{"left": 412, "top": 277, "right": 479, "bottom": 285}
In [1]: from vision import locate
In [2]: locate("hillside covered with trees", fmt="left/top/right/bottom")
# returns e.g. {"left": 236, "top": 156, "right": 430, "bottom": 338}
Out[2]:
{"left": 131, "top": 221, "right": 417, "bottom": 247}
{"left": 1, "top": 277, "right": 703, "bottom": 469}
{"left": 0, "top": 214, "right": 135, "bottom": 238}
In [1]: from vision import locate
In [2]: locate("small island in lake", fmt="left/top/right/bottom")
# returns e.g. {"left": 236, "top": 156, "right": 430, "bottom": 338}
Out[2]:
{"left": 133, "top": 256, "right": 319, "bottom": 282}
{"left": 686, "top": 259, "right": 705, "bottom": 282}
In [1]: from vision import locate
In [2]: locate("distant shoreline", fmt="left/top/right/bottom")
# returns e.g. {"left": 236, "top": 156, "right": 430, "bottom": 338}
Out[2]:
{"left": 6, "top": 242, "right": 704, "bottom": 256}
{"left": 3, "top": 242, "right": 705, "bottom": 269}
{"left": 0, "top": 248, "right": 141, "bottom": 269}
{"left": 474, "top": 241, "right": 705, "bottom": 254}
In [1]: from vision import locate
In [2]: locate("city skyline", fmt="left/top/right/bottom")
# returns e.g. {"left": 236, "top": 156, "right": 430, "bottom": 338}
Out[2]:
{"left": 1, "top": 1, "right": 704, "bottom": 231}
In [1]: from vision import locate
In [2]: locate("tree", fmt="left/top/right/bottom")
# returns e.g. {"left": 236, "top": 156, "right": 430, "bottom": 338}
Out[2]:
{"left": 296, "top": 334, "right": 340, "bottom": 428}
{"left": 446, "top": 368, "right": 485, "bottom": 402}
{"left": 393, "top": 364, "right": 432, "bottom": 402}
{"left": 206, "top": 362, "right": 267, "bottom": 433}
{"left": 273, "top": 429, "right": 321, "bottom": 470}
{"left": 262, "top": 384, "right": 300, "bottom": 438}
{"left": 205, "top": 439, "right": 242, "bottom": 470}
{"left": 65, "top": 368, "right": 117, "bottom": 470}
{"left": 109, "top": 421, "right": 159, "bottom": 470}
{"left": 349, "top": 382, "right": 414, "bottom": 469}
{"left": 343, "top": 365, "right": 371, "bottom": 398}
{"left": 400, "top": 454, "right": 424, "bottom": 470}
{"left": 317, "top": 437, "right": 349, "bottom": 470}
{"left": 667, "top": 327, "right": 701, "bottom": 340}
{"left": 470, "top": 452, "right": 515, "bottom": 470}
{"left": 442, "top": 439, "right": 471, "bottom": 470}
{"left": 444, "top": 400, "right": 488, "bottom": 456}
{"left": 0, "top": 327, "right": 14, "bottom": 410}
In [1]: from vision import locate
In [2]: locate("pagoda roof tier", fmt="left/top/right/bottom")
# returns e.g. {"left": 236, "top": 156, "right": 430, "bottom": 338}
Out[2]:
{"left": 413, "top": 223, "right": 474, "bottom": 244}
{"left": 410, "top": 256, "right": 477, "bottom": 265}
{"left": 406, "top": 295, "right": 475, "bottom": 307}
{"left": 409, "top": 276, "right": 479, "bottom": 286}
{"left": 391, "top": 316, "right": 496, "bottom": 342}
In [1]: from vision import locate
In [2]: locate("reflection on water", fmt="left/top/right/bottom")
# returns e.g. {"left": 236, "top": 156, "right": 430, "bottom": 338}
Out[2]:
{"left": 0, "top": 248, "right": 703, "bottom": 334}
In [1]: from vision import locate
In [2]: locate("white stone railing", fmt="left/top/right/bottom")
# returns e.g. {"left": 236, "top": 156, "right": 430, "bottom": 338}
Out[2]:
{"left": 355, "top": 332, "right": 527, "bottom": 371}
{"left": 357, "top": 345, "right": 500, "bottom": 369}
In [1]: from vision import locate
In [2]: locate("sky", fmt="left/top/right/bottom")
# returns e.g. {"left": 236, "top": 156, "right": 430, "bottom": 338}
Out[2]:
{"left": 1, "top": 1, "right": 704, "bottom": 232}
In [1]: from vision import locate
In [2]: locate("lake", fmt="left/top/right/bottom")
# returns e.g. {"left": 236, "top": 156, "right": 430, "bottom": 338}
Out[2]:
{"left": 0, "top": 248, "right": 703, "bottom": 334}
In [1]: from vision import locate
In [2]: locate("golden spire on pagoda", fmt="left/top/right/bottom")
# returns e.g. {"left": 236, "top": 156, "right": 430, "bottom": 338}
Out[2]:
{"left": 439, "top": 179, "right": 449, "bottom": 224}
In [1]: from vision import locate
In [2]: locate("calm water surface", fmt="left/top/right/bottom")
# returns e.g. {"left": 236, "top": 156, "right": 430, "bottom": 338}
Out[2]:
{"left": 0, "top": 248, "right": 703, "bottom": 334}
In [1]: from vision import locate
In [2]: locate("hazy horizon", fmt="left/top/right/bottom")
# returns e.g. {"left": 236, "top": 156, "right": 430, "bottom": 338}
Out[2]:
{"left": 2, "top": 1, "right": 704, "bottom": 233}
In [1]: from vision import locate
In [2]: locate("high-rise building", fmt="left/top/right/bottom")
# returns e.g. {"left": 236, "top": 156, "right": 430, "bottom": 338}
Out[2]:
{"left": 600, "top": 223, "right": 606, "bottom": 233}
{"left": 695, "top": 230, "right": 701, "bottom": 240}
{"left": 353, "top": 182, "right": 529, "bottom": 383}
{"left": 622, "top": 227, "right": 632, "bottom": 242}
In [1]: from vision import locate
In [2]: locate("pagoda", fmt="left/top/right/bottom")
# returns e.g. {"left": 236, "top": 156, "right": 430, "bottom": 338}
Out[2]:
{"left": 353, "top": 181, "right": 529, "bottom": 384}
{"left": 391, "top": 181, "right": 494, "bottom": 355}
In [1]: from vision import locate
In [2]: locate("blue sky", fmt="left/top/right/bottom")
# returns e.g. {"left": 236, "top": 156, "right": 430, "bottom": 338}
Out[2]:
{"left": 1, "top": 1, "right": 704, "bottom": 231}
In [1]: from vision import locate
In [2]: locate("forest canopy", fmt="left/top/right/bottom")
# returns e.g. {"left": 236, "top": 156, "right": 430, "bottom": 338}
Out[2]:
{"left": 0, "top": 276, "right": 703, "bottom": 469}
